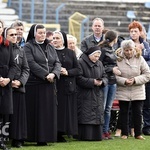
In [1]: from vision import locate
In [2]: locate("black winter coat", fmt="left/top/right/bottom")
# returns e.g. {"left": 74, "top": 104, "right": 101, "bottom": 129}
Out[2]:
{"left": 12, "top": 44, "right": 29, "bottom": 93}
{"left": 0, "top": 43, "right": 16, "bottom": 114}
{"left": 77, "top": 54, "right": 108, "bottom": 125}
{"left": 99, "top": 46, "right": 117, "bottom": 84}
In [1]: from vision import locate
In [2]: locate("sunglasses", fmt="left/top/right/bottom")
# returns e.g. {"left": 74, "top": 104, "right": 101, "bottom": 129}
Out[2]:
{"left": 9, "top": 33, "right": 17, "bottom": 36}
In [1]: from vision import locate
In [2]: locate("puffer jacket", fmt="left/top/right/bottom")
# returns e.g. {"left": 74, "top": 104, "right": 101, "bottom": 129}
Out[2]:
{"left": 115, "top": 48, "right": 150, "bottom": 101}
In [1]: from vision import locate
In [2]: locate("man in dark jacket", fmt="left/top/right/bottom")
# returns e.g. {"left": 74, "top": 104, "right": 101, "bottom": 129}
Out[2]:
{"left": 81, "top": 18, "right": 105, "bottom": 52}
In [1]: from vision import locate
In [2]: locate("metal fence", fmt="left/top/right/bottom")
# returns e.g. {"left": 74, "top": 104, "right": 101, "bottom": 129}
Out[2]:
{"left": 7, "top": 0, "right": 89, "bottom": 42}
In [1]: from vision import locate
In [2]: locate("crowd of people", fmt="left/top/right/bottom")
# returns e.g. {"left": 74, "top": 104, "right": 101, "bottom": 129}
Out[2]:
{"left": 0, "top": 17, "right": 150, "bottom": 150}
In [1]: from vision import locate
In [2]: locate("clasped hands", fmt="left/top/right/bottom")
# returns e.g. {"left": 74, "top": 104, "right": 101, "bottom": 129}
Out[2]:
{"left": 125, "top": 78, "right": 135, "bottom": 86}
{"left": 61, "top": 67, "right": 68, "bottom": 76}
{"left": 12, "top": 80, "right": 21, "bottom": 88}
{"left": 46, "top": 73, "right": 55, "bottom": 83}
{"left": 0, "top": 77, "right": 10, "bottom": 87}
{"left": 94, "top": 79, "right": 102, "bottom": 86}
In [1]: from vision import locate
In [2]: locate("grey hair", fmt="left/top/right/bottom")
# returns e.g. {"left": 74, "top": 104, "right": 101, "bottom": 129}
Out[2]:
{"left": 11, "top": 20, "right": 24, "bottom": 27}
{"left": 92, "top": 17, "right": 104, "bottom": 26}
{"left": 121, "top": 39, "right": 135, "bottom": 50}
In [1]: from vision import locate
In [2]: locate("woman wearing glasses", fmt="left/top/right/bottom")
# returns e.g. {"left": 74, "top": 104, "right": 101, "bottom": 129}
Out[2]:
{"left": 0, "top": 28, "right": 16, "bottom": 150}
{"left": 4, "top": 27, "right": 29, "bottom": 148}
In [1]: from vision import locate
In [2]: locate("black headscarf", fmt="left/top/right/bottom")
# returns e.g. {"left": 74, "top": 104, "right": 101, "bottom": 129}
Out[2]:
{"left": 26, "top": 24, "right": 37, "bottom": 42}
{"left": 60, "top": 31, "right": 68, "bottom": 48}
{"left": 84, "top": 46, "right": 101, "bottom": 56}
{"left": 26, "top": 24, "right": 49, "bottom": 44}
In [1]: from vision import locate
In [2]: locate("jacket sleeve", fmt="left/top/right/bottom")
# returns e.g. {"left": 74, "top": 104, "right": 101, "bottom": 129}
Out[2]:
{"left": 17, "top": 50, "right": 30, "bottom": 86}
{"left": 67, "top": 51, "right": 80, "bottom": 77}
{"left": 146, "top": 52, "right": 150, "bottom": 67}
{"left": 134, "top": 56, "right": 150, "bottom": 85}
{"left": 8, "top": 44, "right": 16, "bottom": 80}
{"left": 100, "top": 63, "right": 108, "bottom": 87}
{"left": 142, "top": 41, "right": 150, "bottom": 62}
{"left": 77, "top": 60, "right": 108, "bottom": 88}
{"left": 115, "top": 75, "right": 127, "bottom": 86}
{"left": 99, "top": 48, "right": 114, "bottom": 73}
{"left": 81, "top": 38, "right": 88, "bottom": 52}
{"left": 77, "top": 75, "right": 95, "bottom": 89}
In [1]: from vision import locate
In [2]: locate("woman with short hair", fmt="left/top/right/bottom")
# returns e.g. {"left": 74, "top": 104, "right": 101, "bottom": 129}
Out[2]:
{"left": 115, "top": 39, "right": 150, "bottom": 140}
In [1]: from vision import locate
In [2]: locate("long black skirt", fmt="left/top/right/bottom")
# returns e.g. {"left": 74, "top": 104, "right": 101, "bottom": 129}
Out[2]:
{"left": 25, "top": 83, "right": 57, "bottom": 142}
{"left": 78, "top": 124, "right": 103, "bottom": 141}
{"left": 9, "top": 92, "right": 27, "bottom": 140}
{"left": 57, "top": 93, "right": 78, "bottom": 136}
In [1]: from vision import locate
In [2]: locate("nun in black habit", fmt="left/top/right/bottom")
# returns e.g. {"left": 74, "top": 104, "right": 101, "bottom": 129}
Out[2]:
{"left": 76, "top": 46, "right": 108, "bottom": 141}
{"left": 24, "top": 24, "right": 61, "bottom": 145}
{"left": 53, "top": 31, "right": 80, "bottom": 142}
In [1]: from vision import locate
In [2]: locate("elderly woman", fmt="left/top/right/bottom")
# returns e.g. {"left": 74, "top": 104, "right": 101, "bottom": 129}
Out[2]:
{"left": 67, "top": 34, "right": 83, "bottom": 59}
{"left": 24, "top": 24, "right": 61, "bottom": 145}
{"left": 115, "top": 39, "right": 150, "bottom": 140}
{"left": 53, "top": 31, "right": 80, "bottom": 142}
{"left": 76, "top": 46, "right": 108, "bottom": 141}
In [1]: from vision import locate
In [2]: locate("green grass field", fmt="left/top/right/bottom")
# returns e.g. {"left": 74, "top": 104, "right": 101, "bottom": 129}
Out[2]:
{"left": 11, "top": 135, "right": 150, "bottom": 150}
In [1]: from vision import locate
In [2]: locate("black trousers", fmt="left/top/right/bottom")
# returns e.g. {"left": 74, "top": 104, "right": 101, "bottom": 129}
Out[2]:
{"left": 116, "top": 102, "right": 133, "bottom": 130}
{"left": 143, "top": 82, "right": 150, "bottom": 129}
{"left": 119, "top": 100, "right": 143, "bottom": 137}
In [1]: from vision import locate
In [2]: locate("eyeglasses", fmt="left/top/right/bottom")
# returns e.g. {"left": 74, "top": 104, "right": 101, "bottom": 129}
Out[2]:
{"left": 9, "top": 33, "right": 17, "bottom": 36}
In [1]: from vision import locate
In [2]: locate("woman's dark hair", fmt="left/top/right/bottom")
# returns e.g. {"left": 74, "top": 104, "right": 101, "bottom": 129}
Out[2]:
{"left": 46, "top": 30, "right": 53, "bottom": 38}
{"left": 2, "top": 27, "right": 15, "bottom": 38}
{"left": 98, "top": 30, "right": 118, "bottom": 47}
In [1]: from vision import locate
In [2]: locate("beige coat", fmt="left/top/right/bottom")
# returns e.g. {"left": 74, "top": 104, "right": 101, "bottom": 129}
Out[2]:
{"left": 116, "top": 54, "right": 150, "bottom": 101}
